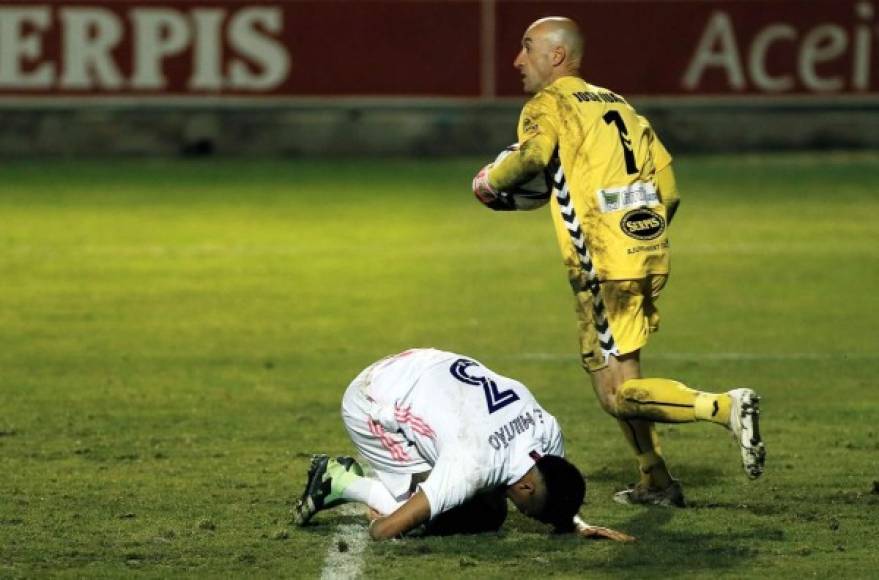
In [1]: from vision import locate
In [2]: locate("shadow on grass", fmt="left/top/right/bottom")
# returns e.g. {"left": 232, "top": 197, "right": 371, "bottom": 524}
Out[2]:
{"left": 370, "top": 501, "right": 784, "bottom": 575}
{"left": 299, "top": 476, "right": 784, "bottom": 576}
{"left": 586, "top": 460, "right": 728, "bottom": 489}
{"left": 599, "top": 507, "right": 782, "bottom": 573}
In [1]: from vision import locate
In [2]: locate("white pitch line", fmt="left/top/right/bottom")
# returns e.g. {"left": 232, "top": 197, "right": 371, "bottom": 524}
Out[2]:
{"left": 514, "top": 352, "right": 878, "bottom": 362}
{"left": 319, "top": 504, "right": 368, "bottom": 580}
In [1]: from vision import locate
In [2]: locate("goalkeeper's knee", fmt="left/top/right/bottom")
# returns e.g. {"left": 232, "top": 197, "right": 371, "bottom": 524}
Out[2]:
{"left": 615, "top": 381, "right": 648, "bottom": 419}
{"left": 614, "top": 378, "right": 705, "bottom": 424}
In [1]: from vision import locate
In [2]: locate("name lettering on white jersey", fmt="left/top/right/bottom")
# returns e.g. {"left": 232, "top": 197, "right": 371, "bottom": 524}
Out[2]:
{"left": 487, "top": 409, "right": 543, "bottom": 450}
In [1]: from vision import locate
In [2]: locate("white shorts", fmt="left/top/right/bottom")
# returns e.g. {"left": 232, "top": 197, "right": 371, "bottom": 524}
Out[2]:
{"left": 341, "top": 363, "right": 431, "bottom": 499}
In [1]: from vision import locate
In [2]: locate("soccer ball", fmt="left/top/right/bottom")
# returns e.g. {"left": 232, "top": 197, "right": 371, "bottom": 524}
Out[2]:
{"left": 488, "top": 144, "right": 553, "bottom": 211}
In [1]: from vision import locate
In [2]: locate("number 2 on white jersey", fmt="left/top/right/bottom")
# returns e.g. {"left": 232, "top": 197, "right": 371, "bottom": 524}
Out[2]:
{"left": 449, "top": 358, "right": 520, "bottom": 414}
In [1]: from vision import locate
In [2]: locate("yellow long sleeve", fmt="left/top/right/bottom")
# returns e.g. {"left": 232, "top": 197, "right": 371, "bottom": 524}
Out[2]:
{"left": 656, "top": 165, "right": 680, "bottom": 224}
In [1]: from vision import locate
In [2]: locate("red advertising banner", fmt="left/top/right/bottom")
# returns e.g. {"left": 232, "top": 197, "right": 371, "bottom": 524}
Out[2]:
{"left": 0, "top": 0, "right": 874, "bottom": 100}
{"left": 494, "top": 0, "right": 878, "bottom": 98}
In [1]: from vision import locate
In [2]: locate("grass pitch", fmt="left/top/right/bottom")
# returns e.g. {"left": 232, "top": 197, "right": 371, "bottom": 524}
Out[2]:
{"left": 1, "top": 154, "right": 877, "bottom": 578}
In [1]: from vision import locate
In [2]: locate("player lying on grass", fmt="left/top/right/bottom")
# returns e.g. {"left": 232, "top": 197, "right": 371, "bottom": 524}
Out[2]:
{"left": 294, "top": 348, "right": 634, "bottom": 541}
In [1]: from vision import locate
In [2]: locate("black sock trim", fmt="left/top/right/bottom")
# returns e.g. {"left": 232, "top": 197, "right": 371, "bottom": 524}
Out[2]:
{"left": 626, "top": 398, "right": 695, "bottom": 409}
{"left": 623, "top": 420, "right": 642, "bottom": 454}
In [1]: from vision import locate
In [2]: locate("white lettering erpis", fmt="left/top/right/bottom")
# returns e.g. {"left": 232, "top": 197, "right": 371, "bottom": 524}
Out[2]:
{"left": 0, "top": 5, "right": 290, "bottom": 91}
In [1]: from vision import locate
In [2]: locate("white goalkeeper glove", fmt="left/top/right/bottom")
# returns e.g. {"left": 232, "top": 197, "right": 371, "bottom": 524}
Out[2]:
{"left": 471, "top": 164, "right": 498, "bottom": 204}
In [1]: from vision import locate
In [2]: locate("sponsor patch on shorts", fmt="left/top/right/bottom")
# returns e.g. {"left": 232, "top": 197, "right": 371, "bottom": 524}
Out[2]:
{"left": 620, "top": 208, "right": 665, "bottom": 240}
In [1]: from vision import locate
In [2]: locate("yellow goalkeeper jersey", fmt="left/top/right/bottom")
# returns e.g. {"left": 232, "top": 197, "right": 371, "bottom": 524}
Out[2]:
{"left": 488, "top": 76, "right": 675, "bottom": 281}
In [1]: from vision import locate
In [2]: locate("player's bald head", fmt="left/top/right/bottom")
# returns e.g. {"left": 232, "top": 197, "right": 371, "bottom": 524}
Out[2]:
{"left": 525, "top": 17, "right": 583, "bottom": 69}
{"left": 514, "top": 16, "right": 583, "bottom": 93}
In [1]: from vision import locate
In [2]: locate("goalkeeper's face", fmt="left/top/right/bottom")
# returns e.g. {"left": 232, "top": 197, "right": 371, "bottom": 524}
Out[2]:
{"left": 514, "top": 25, "right": 556, "bottom": 94}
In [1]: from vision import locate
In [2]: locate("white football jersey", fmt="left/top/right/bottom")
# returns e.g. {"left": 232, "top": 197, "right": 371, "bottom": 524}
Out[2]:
{"left": 342, "top": 348, "right": 565, "bottom": 518}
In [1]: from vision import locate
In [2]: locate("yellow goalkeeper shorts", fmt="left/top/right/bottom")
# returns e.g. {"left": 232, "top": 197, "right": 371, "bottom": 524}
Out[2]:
{"left": 572, "top": 274, "right": 667, "bottom": 372}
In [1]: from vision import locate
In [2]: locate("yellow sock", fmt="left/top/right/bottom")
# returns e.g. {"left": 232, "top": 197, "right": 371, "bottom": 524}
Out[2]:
{"left": 617, "top": 378, "right": 731, "bottom": 426}
{"left": 617, "top": 419, "right": 672, "bottom": 489}
{"left": 694, "top": 392, "right": 731, "bottom": 425}
{"left": 637, "top": 451, "right": 672, "bottom": 489}
{"left": 650, "top": 424, "right": 664, "bottom": 457}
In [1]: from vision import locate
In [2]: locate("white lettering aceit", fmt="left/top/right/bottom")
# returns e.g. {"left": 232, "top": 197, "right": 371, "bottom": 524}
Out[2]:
{"left": 682, "top": 2, "right": 876, "bottom": 94}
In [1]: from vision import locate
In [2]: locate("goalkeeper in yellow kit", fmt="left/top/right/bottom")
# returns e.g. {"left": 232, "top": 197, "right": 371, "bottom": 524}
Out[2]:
{"left": 472, "top": 17, "right": 765, "bottom": 506}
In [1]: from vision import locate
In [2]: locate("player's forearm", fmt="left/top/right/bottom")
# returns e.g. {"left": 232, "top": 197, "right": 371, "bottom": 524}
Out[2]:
{"left": 367, "top": 490, "right": 431, "bottom": 541}
{"left": 367, "top": 513, "right": 422, "bottom": 541}
{"left": 656, "top": 164, "right": 680, "bottom": 225}
{"left": 666, "top": 198, "right": 680, "bottom": 225}
{"left": 368, "top": 516, "right": 403, "bottom": 540}
{"left": 487, "top": 136, "right": 554, "bottom": 192}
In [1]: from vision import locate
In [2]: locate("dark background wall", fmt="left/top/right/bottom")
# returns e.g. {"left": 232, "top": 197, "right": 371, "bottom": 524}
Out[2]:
{"left": 3, "top": 100, "right": 878, "bottom": 157}
{"left": 1, "top": 0, "right": 876, "bottom": 156}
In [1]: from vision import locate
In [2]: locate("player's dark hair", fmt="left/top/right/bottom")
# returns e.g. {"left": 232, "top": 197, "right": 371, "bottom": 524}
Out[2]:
{"left": 534, "top": 455, "right": 586, "bottom": 532}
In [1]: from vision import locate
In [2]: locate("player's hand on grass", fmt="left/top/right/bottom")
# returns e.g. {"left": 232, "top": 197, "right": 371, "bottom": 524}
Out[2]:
{"left": 573, "top": 516, "right": 636, "bottom": 542}
{"left": 472, "top": 164, "right": 498, "bottom": 204}
{"left": 576, "top": 525, "right": 636, "bottom": 542}
{"left": 366, "top": 507, "right": 382, "bottom": 522}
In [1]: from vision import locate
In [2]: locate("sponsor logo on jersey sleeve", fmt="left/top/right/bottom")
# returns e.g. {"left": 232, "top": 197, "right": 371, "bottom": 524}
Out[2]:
{"left": 521, "top": 117, "right": 539, "bottom": 135}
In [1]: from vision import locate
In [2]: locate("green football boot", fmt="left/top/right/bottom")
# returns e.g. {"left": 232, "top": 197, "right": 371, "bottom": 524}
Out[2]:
{"left": 293, "top": 454, "right": 363, "bottom": 526}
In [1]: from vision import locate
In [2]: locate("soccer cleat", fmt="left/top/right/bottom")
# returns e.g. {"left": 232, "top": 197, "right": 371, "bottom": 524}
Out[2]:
{"left": 727, "top": 388, "right": 766, "bottom": 479}
{"left": 613, "top": 480, "right": 686, "bottom": 508}
{"left": 334, "top": 455, "right": 364, "bottom": 478}
{"left": 293, "top": 454, "right": 363, "bottom": 526}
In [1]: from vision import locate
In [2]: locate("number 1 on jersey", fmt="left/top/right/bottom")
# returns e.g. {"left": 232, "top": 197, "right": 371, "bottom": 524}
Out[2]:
{"left": 603, "top": 110, "right": 639, "bottom": 175}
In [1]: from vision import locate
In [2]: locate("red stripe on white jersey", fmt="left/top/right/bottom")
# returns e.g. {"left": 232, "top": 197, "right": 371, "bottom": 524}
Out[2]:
{"left": 368, "top": 419, "right": 410, "bottom": 462}
{"left": 394, "top": 405, "right": 436, "bottom": 439}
